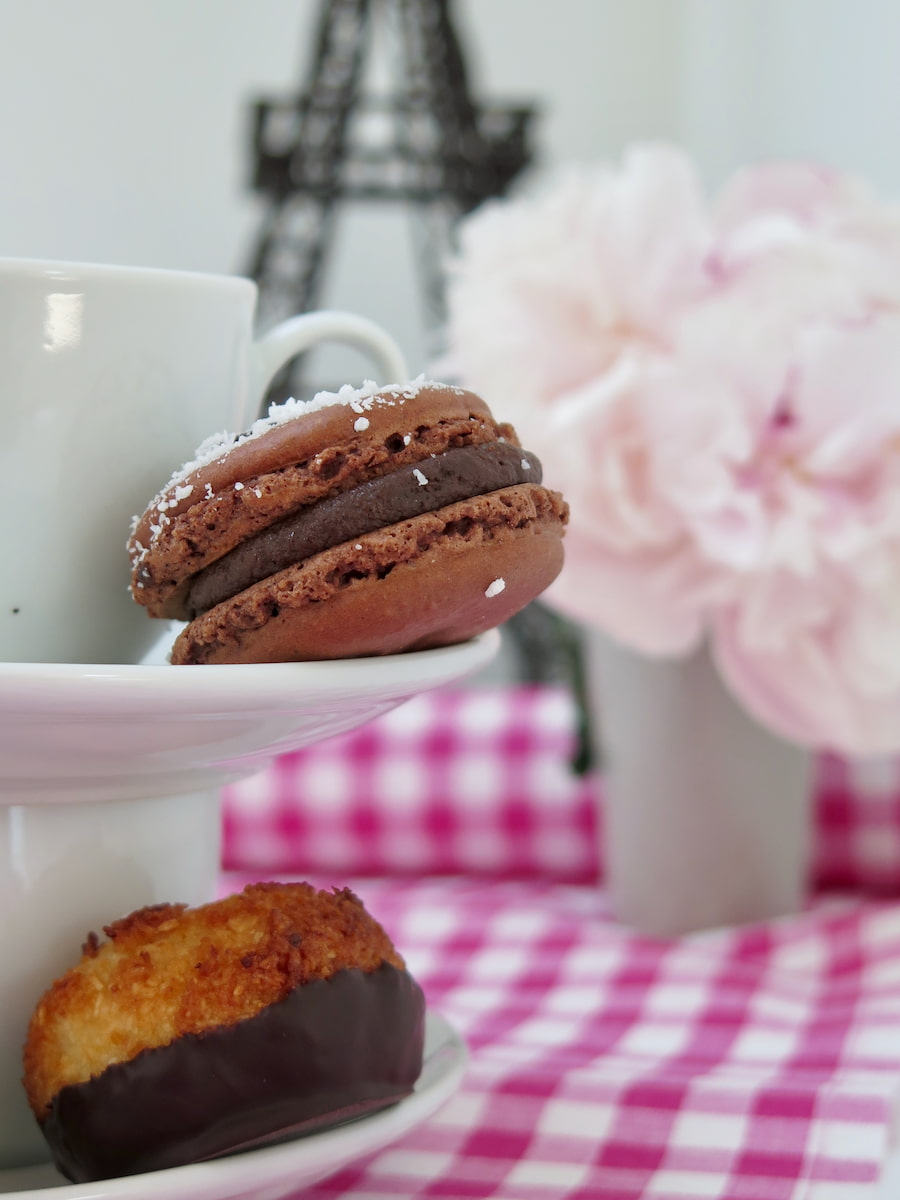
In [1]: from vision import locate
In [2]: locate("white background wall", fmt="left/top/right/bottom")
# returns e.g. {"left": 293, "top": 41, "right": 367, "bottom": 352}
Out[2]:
{"left": 3, "top": 0, "right": 898, "bottom": 381}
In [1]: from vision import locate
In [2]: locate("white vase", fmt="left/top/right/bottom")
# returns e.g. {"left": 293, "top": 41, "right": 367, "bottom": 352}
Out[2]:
{"left": 586, "top": 631, "right": 814, "bottom": 938}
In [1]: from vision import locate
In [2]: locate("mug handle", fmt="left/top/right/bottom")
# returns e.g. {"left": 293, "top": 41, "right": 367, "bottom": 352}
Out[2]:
{"left": 248, "top": 310, "right": 409, "bottom": 413}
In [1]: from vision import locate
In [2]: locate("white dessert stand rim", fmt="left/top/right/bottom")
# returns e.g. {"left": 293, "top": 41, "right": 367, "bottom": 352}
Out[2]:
{"left": 0, "top": 631, "right": 501, "bottom": 709}
{"left": 0, "top": 1009, "right": 465, "bottom": 1199}
{"left": 0, "top": 631, "right": 500, "bottom": 804}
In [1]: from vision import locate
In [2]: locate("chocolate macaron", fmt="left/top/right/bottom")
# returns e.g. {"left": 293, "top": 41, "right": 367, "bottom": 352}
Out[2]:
{"left": 128, "top": 378, "right": 568, "bottom": 665}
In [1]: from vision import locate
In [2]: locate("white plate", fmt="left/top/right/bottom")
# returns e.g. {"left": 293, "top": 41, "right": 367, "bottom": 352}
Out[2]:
{"left": 0, "top": 631, "right": 499, "bottom": 804}
{"left": 0, "top": 1010, "right": 464, "bottom": 1200}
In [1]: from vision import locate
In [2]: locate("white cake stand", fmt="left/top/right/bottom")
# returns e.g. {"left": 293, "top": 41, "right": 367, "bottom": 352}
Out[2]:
{"left": 0, "top": 629, "right": 499, "bottom": 805}
{"left": 0, "top": 629, "right": 497, "bottom": 1185}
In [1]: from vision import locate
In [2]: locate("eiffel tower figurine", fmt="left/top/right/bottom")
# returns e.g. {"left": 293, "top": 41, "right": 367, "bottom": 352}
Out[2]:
{"left": 245, "top": 0, "right": 536, "bottom": 401}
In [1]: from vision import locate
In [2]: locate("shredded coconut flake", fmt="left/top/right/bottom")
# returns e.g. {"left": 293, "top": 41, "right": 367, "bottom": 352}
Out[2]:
{"left": 354, "top": 416, "right": 370, "bottom": 432}
{"left": 413, "top": 468, "right": 429, "bottom": 486}
{"left": 234, "top": 481, "right": 244, "bottom": 491}
{"left": 521, "top": 458, "right": 531, "bottom": 470}
{"left": 254, "top": 487, "right": 263, "bottom": 498}
{"left": 173, "top": 484, "right": 193, "bottom": 502}
{"left": 403, "top": 434, "right": 412, "bottom": 445}
{"left": 485, "top": 578, "right": 506, "bottom": 598}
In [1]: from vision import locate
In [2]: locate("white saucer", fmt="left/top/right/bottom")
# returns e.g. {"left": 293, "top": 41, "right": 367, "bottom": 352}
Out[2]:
{"left": 0, "top": 631, "right": 499, "bottom": 804}
{"left": 0, "top": 1010, "right": 464, "bottom": 1200}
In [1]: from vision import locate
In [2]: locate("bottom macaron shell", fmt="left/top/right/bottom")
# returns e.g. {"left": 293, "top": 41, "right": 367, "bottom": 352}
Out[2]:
{"left": 171, "top": 489, "right": 565, "bottom": 665}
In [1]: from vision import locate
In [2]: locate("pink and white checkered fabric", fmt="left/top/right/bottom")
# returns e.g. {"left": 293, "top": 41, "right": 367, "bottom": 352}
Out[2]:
{"left": 221, "top": 873, "right": 900, "bottom": 1198}
{"left": 220, "top": 686, "right": 900, "bottom": 1195}
{"left": 222, "top": 686, "right": 900, "bottom": 892}
{"left": 815, "top": 754, "right": 900, "bottom": 893}
{"left": 223, "top": 687, "right": 598, "bottom": 883}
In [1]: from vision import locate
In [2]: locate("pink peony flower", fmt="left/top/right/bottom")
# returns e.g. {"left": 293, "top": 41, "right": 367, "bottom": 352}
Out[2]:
{"left": 444, "top": 145, "right": 900, "bottom": 755}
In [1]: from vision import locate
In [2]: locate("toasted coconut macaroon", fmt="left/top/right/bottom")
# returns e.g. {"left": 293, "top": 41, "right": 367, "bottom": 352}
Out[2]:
{"left": 24, "top": 883, "right": 425, "bottom": 1182}
{"left": 127, "top": 378, "right": 568, "bottom": 664}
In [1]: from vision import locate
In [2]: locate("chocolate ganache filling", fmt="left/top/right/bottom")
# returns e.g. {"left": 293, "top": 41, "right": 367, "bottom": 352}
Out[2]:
{"left": 185, "top": 442, "right": 541, "bottom": 617}
{"left": 40, "top": 963, "right": 425, "bottom": 1183}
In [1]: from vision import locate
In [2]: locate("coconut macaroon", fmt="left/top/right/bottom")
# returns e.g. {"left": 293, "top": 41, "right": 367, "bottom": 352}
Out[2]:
{"left": 24, "top": 883, "right": 425, "bottom": 1182}
{"left": 127, "top": 377, "right": 568, "bottom": 664}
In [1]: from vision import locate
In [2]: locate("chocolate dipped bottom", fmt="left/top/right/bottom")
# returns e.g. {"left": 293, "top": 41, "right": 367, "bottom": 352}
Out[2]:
{"left": 41, "top": 964, "right": 425, "bottom": 1183}
{"left": 185, "top": 443, "right": 541, "bottom": 617}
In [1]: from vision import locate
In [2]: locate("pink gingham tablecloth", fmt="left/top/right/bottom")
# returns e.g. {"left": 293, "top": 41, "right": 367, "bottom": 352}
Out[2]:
{"left": 221, "top": 687, "right": 900, "bottom": 1196}
{"left": 223, "top": 873, "right": 900, "bottom": 1199}
{"left": 223, "top": 686, "right": 900, "bottom": 894}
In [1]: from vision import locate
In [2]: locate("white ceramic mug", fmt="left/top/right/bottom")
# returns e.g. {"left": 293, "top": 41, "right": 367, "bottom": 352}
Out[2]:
{"left": 0, "top": 258, "right": 408, "bottom": 665}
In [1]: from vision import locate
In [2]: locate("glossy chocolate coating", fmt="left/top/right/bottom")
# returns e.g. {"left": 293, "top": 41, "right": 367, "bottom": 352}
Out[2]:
{"left": 40, "top": 963, "right": 425, "bottom": 1183}
{"left": 185, "top": 443, "right": 541, "bottom": 617}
